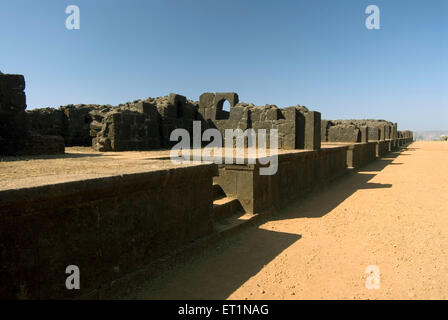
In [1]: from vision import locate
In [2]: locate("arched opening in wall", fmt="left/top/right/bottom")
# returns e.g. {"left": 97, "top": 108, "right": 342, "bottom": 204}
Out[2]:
{"left": 216, "top": 99, "right": 230, "bottom": 120}
{"left": 222, "top": 100, "right": 231, "bottom": 113}
{"left": 176, "top": 102, "right": 183, "bottom": 118}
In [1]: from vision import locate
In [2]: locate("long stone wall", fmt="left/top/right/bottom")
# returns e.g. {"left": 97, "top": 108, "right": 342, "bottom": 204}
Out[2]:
{"left": 199, "top": 92, "right": 321, "bottom": 150}
{"left": 0, "top": 163, "right": 217, "bottom": 299}
{"left": 6, "top": 70, "right": 413, "bottom": 155}
{"left": 28, "top": 91, "right": 322, "bottom": 152}
{"left": 1, "top": 71, "right": 417, "bottom": 300}
{"left": 322, "top": 119, "right": 398, "bottom": 143}
{"left": 324, "top": 142, "right": 377, "bottom": 169}
{"left": 214, "top": 146, "right": 347, "bottom": 214}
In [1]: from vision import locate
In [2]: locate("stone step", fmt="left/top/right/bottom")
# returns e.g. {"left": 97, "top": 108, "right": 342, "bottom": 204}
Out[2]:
{"left": 213, "top": 197, "right": 243, "bottom": 221}
{"left": 212, "top": 183, "right": 225, "bottom": 200}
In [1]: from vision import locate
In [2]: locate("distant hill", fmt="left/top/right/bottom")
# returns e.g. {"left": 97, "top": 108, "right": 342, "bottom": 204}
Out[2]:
{"left": 414, "top": 131, "right": 448, "bottom": 141}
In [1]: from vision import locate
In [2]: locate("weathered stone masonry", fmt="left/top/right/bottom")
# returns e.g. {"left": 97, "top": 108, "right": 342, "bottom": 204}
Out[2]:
{"left": 198, "top": 92, "right": 321, "bottom": 150}
{"left": 0, "top": 73, "right": 64, "bottom": 156}
{"left": 27, "top": 90, "right": 323, "bottom": 152}
{"left": 0, "top": 72, "right": 414, "bottom": 299}
{"left": 0, "top": 163, "right": 217, "bottom": 299}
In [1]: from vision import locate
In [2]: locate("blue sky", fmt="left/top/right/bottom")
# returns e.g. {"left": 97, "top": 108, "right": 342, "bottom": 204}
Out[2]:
{"left": 1, "top": 0, "right": 447, "bottom": 131}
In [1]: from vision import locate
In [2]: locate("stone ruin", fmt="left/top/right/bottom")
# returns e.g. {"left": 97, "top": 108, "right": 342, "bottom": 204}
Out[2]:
{"left": 90, "top": 101, "right": 161, "bottom": 151}
{"left": 27, "top": 104, "right": 108, "bottom": 147}
{"left": 88, "top": 93, "right": 200, "bottom": 151}
{"left": 1, "top": 72, "right": 413, "bottom": 156}
{"left": 25, "top": 88, "right": 323, "bottom": 152}
{"left": 0, "top": 73, "right": 64, "bottom": 156}
{"left": 322, "top": 119, "right": 399, "bottom": 143}
{"left": 198, "top": 92, "right": 321, "bottom": 150}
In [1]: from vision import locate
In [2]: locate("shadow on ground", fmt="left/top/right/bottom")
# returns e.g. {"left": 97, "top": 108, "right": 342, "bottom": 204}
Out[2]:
{"left": 131, "top": 229, "right": 301, "bottom": 299}
{"left": 273, "top": 150, "right": 401, "bottom": 220}
{"left": 0, "top": 152, "right": 103, "bottom": 162}
{"left": 127, "top": 148, "right": 407, "bottom": 300}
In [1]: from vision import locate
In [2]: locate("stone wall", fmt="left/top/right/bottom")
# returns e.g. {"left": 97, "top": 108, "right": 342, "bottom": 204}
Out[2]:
{"left": 214, "top": 146, "right": 347, "bottom": 214}
{"left": 322, "top": 119, "right": 395, "bottom": 143}
{"left": 0, "top": 163, "right": 217, "bottom": 299}
{"left": 22, "top": 84, "right": 413, "bottom": 154}
{"left": 199, "top": 92, "right": 321, "bottom": 150}
{"left": 27, "top": 108, "right": 67, "bottom": 138}
{"left": 62, "top": 105, "right": 101, "bottom": 146}
{"left": 90, "top": 102, "right": 160, "bottom": 151}
{"left": 345, "top": 142, "right": 377, "bottom": 168}
{"left": 376, "top": 140, "right": 390, "bottom": 157}
{"left": 153, "top": 93, "right": 199, "bottom": 148}
{"left": 0, "top": 73, "right": 64, "bottom": 156}
{"left": 27, "top": 104, "right": 105, "bottom": 147}
{"left": 0, "top": 74, "right": 28, "bottom": 155}
{"left": 327, "top": 125, "right": 361, "bottom": 142}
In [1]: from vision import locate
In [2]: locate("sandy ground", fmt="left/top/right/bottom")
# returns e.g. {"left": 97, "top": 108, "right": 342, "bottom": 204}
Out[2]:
{"left": 0, "top": 147, "right": 202, "bottom": 191}
{"left": 0, "top": 146, "right": 326, "bottom": 191}
{"left": 126, "top": 141, "right": 448, "bottom": 300}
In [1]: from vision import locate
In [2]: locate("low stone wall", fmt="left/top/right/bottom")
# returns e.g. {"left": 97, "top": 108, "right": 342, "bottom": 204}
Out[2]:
{"left": 376, "top": 140, "right": 390, "bottom": 157}
{"left": 0, "top": 163, "right": 217, "bottom": 299}
{"left": 214, "top": 146, "right": 348, "bottom": 214}
{"left": 346, "top": 142, "right": 377, "bottom": 169}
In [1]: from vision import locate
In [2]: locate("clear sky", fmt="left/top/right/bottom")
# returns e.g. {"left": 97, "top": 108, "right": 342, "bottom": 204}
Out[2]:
{"left": 1, "top": 0, "right": 447, "bottom": 131}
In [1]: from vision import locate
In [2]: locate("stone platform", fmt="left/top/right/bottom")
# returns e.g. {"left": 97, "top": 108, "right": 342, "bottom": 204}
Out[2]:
{"left": 0, "top": 140, "right": 411, "bottom": 299}
{"left": 0, "top": 148, "right": 217, "bottom": 299}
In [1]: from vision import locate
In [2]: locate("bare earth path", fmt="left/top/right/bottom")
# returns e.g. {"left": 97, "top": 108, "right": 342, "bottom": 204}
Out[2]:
{"left": 127, "top": 141, "right": 448, "bottom": 300}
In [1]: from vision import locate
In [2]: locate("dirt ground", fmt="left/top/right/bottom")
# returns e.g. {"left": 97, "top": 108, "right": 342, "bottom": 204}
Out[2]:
{"left": 0, "top": 146, "right": 296, "bottom": 191}
{"left": 0, "top": 147, "right": 198, "bottom": 191}
{"left": 126, "top": 141, "right": 448, "bottom": 300}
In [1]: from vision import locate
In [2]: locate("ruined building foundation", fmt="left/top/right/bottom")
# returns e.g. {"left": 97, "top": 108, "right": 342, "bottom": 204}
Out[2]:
{"left": 0, "top": 73, "right": 414, "bottom": 299}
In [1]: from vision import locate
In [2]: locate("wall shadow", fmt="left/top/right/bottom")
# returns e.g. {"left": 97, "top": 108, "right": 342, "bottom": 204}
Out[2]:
{"left": 132, "top": 228, "right": 301, "bottom": 300}
{"left": 130, "top": 149, "right": 407, "bottom": 300}
{"left": 0, "top": 152, "right": 103, "bottom": 162}
{"left": 272, "top": 150, "right": 402, "bottom": 220}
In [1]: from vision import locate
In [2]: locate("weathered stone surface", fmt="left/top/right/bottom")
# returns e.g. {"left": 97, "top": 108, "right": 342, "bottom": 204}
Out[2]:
{"left": 322, "top": 119, "right": 395, "bottom": 143}
{"left": 304, "top": 111, "right": 321, "bottom": 150}
{"left": 0, "top": 163, "right": 217, "bottom": 299}
{"left": 61, "top": 105, "right": 100, "bottom": 146}
{"left": 24, "top": 88, "right": 409, "bottom": 153}
{"left": 26, "top": 90, "right": 325, "bottom": 151}
{"left": 199, "top": 93, "right": 321, "bottom": 150}
{"left": 346, "top": 142, "right": 376, "bottom": 168}
{"left": 321, "top": 120, "right": 332, "bottom": 142}
{"left": 24, "top": 133, "right": 65, "bottom": 155}
{"left": 92, "top": 102, "right": 160, "bottom": 151}
{"left": 27, "top": 108, "right": 67, "bottom": 138}
{"left": 328, "top": 125, "right": 360, "bottom": 142}
{"left": 215, "top": 146, "right": 347, "bottom": 214}
{"left": 152, "top": 94, "right": 198, "bottom": 148}
{"left": 0, "top": 73, "right": 64, "bottom": 156}
{"left": 28, "top": 104, "right": 107, "bottom": 146}
{"left": 360, "top": 126, "right": 369, "bottom": 143}
{"left": 368, "top": 126, "right": 381, "bottom": 141}
{"left": 199, "top": 92, "right": 239, "bottom": 121}
{"left": 0, "top": 74, "right": 28, "bottom": 155}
